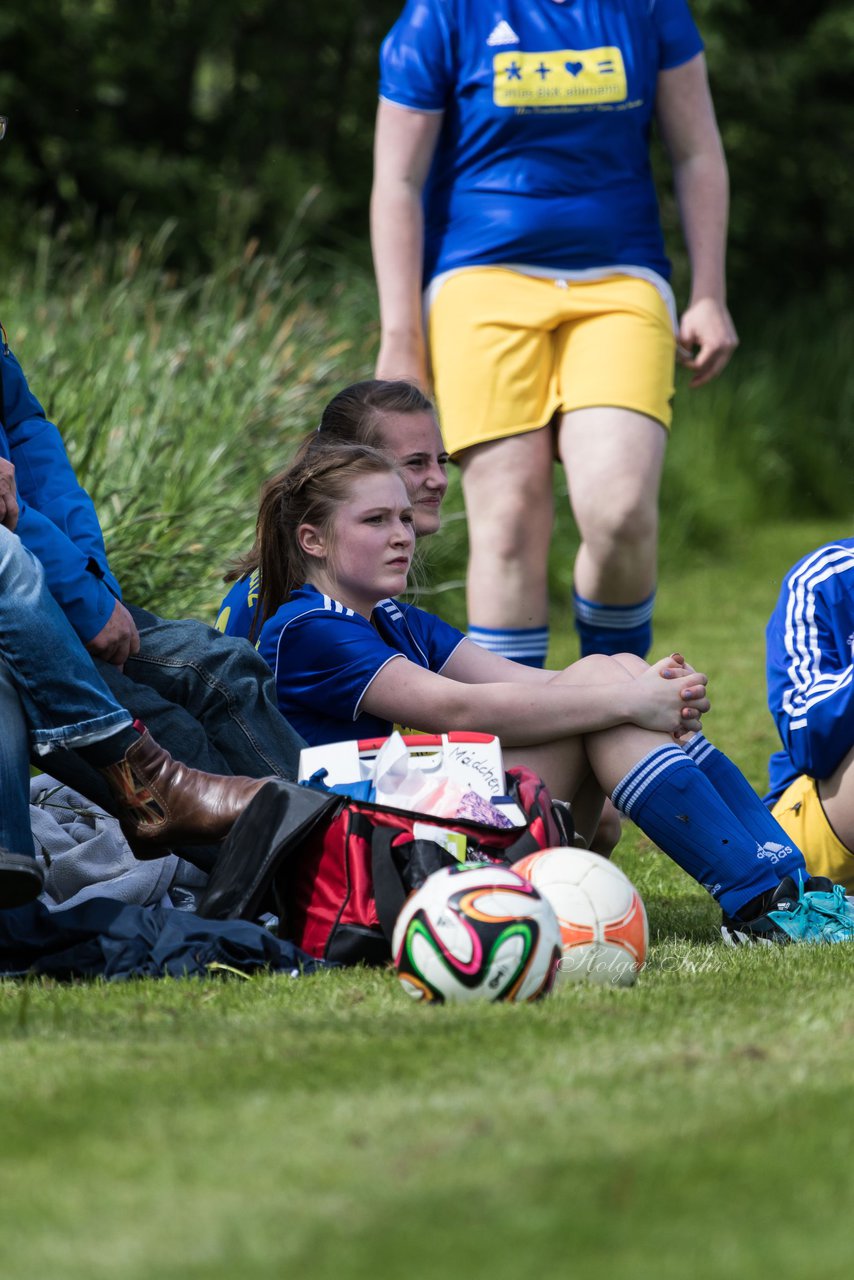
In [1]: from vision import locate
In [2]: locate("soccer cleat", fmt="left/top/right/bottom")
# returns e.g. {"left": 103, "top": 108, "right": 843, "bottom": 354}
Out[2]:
{"left": 721, "top": 874, "right": 854, "bottom": 947}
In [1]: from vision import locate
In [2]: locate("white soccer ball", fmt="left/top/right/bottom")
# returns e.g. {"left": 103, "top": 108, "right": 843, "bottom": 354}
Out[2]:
{"left": 513, "top": 848, "right": 648, "bottom": 987}
{"left": 392, "top": 863, "right": 562, "bottom": 1004}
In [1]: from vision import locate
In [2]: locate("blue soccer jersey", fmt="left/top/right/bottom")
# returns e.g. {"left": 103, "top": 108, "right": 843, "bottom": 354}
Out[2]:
{"left": 379, "top": 0, "right": 703, "bottom": 285}
{"left": 766, "top": 540, "right": 854, "bottom": 804}
{"left": 259, "top": 583, "right": 466, "bottom": 746}
{"left": 216, "top": 569, "right": 260, "bottom": 641}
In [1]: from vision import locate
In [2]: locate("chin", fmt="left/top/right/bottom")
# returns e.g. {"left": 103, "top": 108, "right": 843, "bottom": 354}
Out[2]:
{"left": 415, "top": 513, "right": 441, "bottom": 536}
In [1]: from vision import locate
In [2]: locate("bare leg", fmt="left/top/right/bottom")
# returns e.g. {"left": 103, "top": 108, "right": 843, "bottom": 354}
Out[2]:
{"left": 818, "top": 744, "right": 854, "bottom": 852}
{"left": 559, "top": 408, "right": 666, "bottom": 604}
{"left": 460, "top": 428, "right": 555, "bottom": 631}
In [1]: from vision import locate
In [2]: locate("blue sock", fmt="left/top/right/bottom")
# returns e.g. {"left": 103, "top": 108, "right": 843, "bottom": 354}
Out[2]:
{"left": 573, "top": 588, "right": 655, "bottom": 657}
{"left": 682, "top": 734, "right": 808, "bottom": 883}
{"left": 467, "top": 624, "right": 549, "bottom": 669}
{"left": 611, "top": 745, "right": 787, "bottom": 918}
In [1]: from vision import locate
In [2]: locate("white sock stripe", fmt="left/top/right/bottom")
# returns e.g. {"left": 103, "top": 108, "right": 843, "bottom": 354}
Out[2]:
{"left": 467, "top": 628, "right": 549, "bottom": 657}
{"left": 684, "top": 734, "right": 714, "bottom": 766}
{"left": 615, "top": 752, "right": 685, "bottom": 816}
{"left": 612, "top": 745, "right": 686, "bottom": 816}
{"left": 573, "top": 596, "right": 655, "bottom": 628}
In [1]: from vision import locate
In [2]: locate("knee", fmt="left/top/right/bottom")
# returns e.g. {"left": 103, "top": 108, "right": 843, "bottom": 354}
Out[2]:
{"left": 578, "top": 491, "right": 659, "bottom": 556}
{"left": 562, "top": 653, "right": 636, "bottom": 683}
{"left": 465, "top": 482, "right": 552, "bottom": 565}
{"left": 0, "top": 524, "right": 41, "bottom": 592}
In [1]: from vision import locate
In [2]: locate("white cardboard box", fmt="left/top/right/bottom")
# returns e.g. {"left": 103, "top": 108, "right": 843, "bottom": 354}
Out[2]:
{"left": 297, "top": 732, "right": 506, "bottom": 801}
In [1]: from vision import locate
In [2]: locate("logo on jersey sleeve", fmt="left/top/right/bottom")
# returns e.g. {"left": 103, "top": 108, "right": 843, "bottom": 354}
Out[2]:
{"left": 493, "top": 47, "right": 627, "bottom": 108}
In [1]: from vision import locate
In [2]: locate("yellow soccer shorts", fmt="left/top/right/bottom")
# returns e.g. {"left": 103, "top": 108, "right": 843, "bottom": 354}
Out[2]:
{"left": 772, "top": 773, "right": 854, "bottom": 891}
{"left": 427, "top": 267, "right": 676, "bottom": 456}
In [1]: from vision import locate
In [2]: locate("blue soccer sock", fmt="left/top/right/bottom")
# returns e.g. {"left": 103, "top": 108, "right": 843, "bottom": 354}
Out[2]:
{"left": 611, "top": 745, "right": 785, "bottom": 918}
{"left": 682, "top": 734, "right": 808, "bottom": 883}
{"left": 467, "top": 624, "right": 549, "bottom": 669}
{"left": 573, "top": 588, "right": 655, "bottom": 658}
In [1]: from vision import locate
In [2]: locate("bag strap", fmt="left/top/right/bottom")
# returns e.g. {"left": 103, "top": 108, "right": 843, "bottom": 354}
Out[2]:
{"left": 371, "top": 826, "right": 409, "bottom": 942}
{"left": 196, "top": 779, "right": 340, "bottom": 921}
{"left": 371, "top": 827, "right": 461, "bottom": 943}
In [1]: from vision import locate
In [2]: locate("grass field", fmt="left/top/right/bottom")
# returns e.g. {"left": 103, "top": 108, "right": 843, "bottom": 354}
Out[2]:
{"left": 1, "top": 245, "right": 853, "bottom": 1278}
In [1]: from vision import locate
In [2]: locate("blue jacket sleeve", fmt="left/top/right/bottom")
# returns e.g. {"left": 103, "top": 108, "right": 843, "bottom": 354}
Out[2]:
{"left": 1, "top": 345, "right": 121, "bottom": 643}
{"left": 766, "top": 557, "right": 854, "bottom": 780}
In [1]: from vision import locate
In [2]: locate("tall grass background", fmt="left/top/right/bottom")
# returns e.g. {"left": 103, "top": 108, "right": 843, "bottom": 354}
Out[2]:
{"left": 4, "top": 229, "right": 852, "bottom": 632}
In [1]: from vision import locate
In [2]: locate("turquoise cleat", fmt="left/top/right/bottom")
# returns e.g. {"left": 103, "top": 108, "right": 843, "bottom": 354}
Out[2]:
{"left": 722, "top": 874, "right": 854, "bottom": 947}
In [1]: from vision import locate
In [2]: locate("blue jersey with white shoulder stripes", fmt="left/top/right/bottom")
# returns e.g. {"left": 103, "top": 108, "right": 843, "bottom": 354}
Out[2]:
{"left": 766, "top": 539, "right": 854, "bottom": 804}
{"left": 258, "top": 583, "right": 466, "bottom": 746}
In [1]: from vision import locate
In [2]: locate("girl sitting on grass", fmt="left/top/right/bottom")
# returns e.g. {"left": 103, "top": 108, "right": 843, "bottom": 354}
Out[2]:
{"left": 218, "top": 380, "right": 448, "bottom": 642}
{"left": 224, "top": 435, "right": 854, "bottom": 947}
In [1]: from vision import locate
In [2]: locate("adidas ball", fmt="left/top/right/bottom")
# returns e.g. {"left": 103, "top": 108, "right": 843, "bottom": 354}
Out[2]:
{"left": 513, "top": 848, "right": 648, "bottom": 987}
{"left": 392, "top": 864, "right": 562, "bottom": 1004}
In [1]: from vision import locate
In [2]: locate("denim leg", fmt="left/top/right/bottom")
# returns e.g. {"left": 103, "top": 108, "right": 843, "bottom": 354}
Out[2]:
{"left": 120, "top": 608, "right": 305, "bottom": 780}
{"left": 0, "top": 527, "right": 132, "bottom": 753}
{"left": 0, "top": 660, "right": 36, "bottom": 857}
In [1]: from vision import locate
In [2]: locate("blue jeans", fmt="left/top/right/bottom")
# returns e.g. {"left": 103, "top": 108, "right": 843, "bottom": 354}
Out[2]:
{"left": 40, "top": 608, "right": 306, "bottom": 812}
{"left": 0, "top": 527, "right": 132, "bottom": 753}
{"left": 0, "top": 527, "right": 132, "bottom": 856}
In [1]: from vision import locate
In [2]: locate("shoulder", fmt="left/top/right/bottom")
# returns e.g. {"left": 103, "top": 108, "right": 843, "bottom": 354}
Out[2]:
{"left": 782, "top": 542, "right": 854, "bottom": 599}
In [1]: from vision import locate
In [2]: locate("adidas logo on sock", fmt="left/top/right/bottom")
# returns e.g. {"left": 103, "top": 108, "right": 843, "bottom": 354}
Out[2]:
{"left": 487, "top": 20, "right": 520, "bottom": 46}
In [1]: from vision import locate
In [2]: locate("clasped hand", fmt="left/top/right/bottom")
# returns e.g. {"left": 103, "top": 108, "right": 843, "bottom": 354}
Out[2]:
{"left": 633, "top": 652, "right": 709, "bottom": 736}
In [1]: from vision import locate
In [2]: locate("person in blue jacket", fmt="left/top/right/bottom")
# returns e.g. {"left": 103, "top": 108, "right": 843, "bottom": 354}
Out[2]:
{"left": 371, "top": 0, "right": 738, "bottom": 669}
{"left": 0, "top": 459, "right": 273, "bottom": 908}
{"left": 0, "top": 325, "right": 304, "bottom": 800}
{"left": 238, "top": 435, "right": 854, "bottom": 945}
{"left": 765, "top": 539, "right": 854, "bottom": 889}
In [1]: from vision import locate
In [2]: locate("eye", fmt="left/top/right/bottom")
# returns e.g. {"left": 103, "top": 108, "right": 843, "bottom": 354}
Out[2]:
{"left": 438, "top": 453, "right": 450, "bottom": 467}
{"left": 402, "top": 511, "right": 415, "bottom": 526}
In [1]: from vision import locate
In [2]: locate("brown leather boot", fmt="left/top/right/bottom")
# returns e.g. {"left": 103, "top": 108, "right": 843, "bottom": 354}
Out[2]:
{"left": 100, "top": 729, "right": 274, "bottom": 855}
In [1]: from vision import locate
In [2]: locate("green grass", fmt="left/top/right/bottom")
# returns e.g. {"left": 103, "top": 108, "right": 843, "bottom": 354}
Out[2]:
{"left": 1, "top": 240, "right": 853, "bottom": 1277}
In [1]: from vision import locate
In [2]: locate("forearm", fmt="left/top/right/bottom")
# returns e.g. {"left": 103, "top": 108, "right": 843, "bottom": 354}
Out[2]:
{"left": 672, "top": 144, "right": 730, "bottom": 305}
{"left": 367, "top": 671, "right": 634, "bottom": 747}
{"left": 370, "top": 177, "right": 426, "bottom": 349}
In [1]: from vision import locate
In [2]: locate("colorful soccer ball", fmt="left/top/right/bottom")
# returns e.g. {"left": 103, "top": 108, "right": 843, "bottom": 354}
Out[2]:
{"left": 513, "top": 848, "right": 648, "bottom": 987}
{"left": 392, "top": 863, "right": 562, "bottom": 1004}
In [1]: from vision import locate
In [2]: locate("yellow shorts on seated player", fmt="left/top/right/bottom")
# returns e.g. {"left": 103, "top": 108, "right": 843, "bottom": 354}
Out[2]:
{"left": 427, "top": 268, "right": 676, "bottom": 456}
{"left": 772, "top": 773, "right": 854, "bottom": 891}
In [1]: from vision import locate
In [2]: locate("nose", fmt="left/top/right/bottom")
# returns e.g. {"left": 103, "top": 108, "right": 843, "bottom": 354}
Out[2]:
{"left": 391, "top": 518, "right": 414, "bottom": 546}
{"left": 425, "top": 461, "right": 448, "bottom": 494}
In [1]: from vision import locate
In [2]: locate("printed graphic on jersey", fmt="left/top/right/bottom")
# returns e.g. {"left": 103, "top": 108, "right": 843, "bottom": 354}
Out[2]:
{"left": 487, "top": 20, "right": 520, "bottom": 46}
{"left": 493, "top": 47, "right": 627, "bottom": 108}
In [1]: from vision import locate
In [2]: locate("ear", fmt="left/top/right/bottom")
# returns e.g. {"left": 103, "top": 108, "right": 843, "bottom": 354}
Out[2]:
{"left": 298, "top": 522, "right": 327, "bottom": 560}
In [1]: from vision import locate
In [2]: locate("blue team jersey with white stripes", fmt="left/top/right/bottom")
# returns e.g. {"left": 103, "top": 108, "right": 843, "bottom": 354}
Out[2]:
{"left": 766, "top": 539, "right": 854, "bottom": 804}
{"left": 379, "top": 0, "right": 703, "bottom": 284}
{"left": 258, "top": 583, "right": 466, "bottom": 746}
